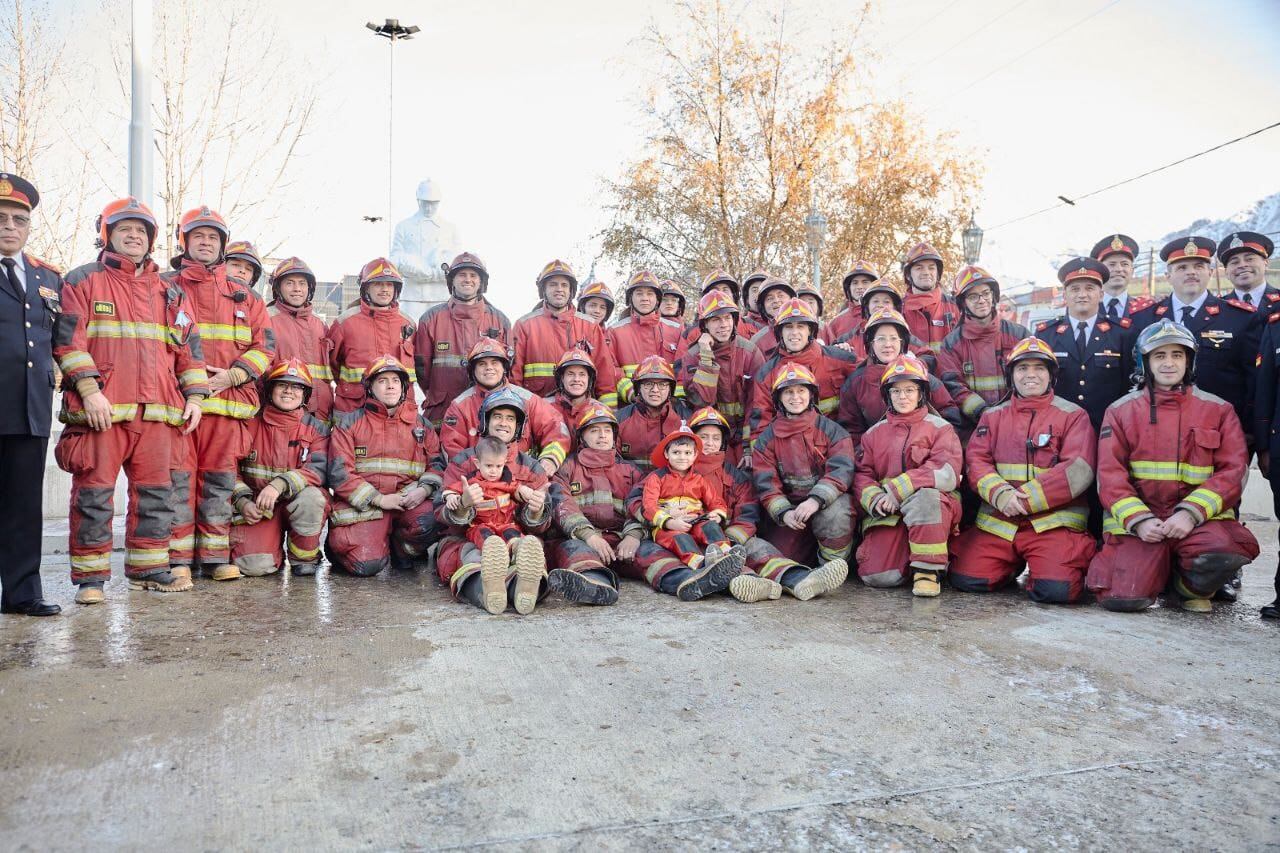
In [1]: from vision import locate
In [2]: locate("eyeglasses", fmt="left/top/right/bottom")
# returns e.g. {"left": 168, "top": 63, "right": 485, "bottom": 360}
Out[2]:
{"left": 871, "top": 335, "right": 901, "bottom": 345}
{"left": 965, "top": 291, "right": 994, "bottom": 304}
{"left": 0, "top": 213, "right": 31, "bottom": 227}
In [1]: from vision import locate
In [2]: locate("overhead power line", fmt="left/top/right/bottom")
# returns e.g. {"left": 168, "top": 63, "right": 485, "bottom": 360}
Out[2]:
{"left": 907, "top": 0, "right": 1035, "bottom": 74}
{"left": 988, "top": 120, "right": 1280, "bottom": 232}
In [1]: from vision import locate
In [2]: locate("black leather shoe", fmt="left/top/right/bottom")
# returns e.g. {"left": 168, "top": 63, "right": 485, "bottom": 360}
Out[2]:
{"left": 1, "top": 598, "right": 62, "bottom": 617}
{"left": 1261, "top": 599, "right": 1280, "bottom": 620}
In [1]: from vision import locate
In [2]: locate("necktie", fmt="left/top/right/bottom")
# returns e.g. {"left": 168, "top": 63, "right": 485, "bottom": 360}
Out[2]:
{"left": 1075, "top": 321, "right": 1088, "bottom": 358}
{"left": 1244, "top": 292, "right": 1253, "bottom": 305}
{"left": 1106, "top": 298, "right": 1119, "bottom": 320}
{"left": 0, "top": 257, "right": 21, "bottom": 301}
{"left": 1180, "top": 305, "right": 1194, "bottom": 325}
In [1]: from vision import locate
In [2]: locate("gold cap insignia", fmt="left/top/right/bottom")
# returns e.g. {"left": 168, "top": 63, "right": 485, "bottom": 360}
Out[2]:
{"left": 1110, "top": 235, "right": 1124, "bottom": 251}
{"left": 1230, "top": 235, "right": 1244, "bottom": 249}
{"left": 0, "top": 178, "right": 13, "bottom": 197}
{"left": 1184, "top": 239, "right": 1199, "bottom": 257}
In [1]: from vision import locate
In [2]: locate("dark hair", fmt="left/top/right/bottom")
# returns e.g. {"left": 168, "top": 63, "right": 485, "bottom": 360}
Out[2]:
{"left": 475, "top": 436, "right": 507, "bottom": 460}
{"left": 665, "top": 437, "right": 696, "bottom": 454}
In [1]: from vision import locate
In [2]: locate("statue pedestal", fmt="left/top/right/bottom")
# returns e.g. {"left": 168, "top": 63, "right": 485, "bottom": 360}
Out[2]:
{"left": 399, "top": 273, "right": 450, "bottom": 321}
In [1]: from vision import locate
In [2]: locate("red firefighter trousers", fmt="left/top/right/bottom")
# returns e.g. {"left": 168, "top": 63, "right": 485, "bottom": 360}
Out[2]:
{"left": 229, "top": 486, "right": 329, "bottom": 575}
{"left": 856, "top": 488, "right": 959, "bottom": 588}
{"left": 951, "top": 524, "right": 1096, "bottom": 603}
{"left": 170, "top": 415, "right": 250, "bottom": 567}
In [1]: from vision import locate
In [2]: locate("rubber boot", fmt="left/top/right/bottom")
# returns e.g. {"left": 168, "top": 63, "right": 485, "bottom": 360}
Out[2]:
{"left": 1184, "top": 552, "right": 1250, "bottom": 598}
{"left": 548, "top": 568, "right": 619, "bottom": 605}
{"left": 787, "top": 559, "right": 850, "bottom": 601}
{"left": 459, "top": 574, "right": 489, "bottom": 612}
{"left": 676, "top": 547, "right": 743, "bottom": 601}
{"left": 208, "top": 564, "right": 241, "bottom": 582}
{"left": 171, "top": 566, "right": 192, "bottom": 584}
{"left": 912, "top": 568, "right": 942, "bottom": 598}
{"left": 479, "top": 536, "right": 509, "bottom": 615}
{"left": 512, "top": 537, "right": 547, "bottom": 615}
{"left": 729, "top": 573, "right": 782, "bottom": 602}
{"left": 291, "top": 562, "right": 319, "bottom": 577}
{"left": 75, "top": 581, "right": 105, "bottom": 605}
{"left": 129, "top": 568, "right": 194, "bottom": 593}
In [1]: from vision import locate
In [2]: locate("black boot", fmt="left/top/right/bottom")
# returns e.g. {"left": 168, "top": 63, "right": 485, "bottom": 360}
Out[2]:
{"left": 548, "top": 568, "right": 619, "bottom": 605}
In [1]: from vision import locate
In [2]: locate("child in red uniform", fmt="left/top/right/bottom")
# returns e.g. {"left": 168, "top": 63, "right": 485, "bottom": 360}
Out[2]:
{"left": 447, "top": 436, "right": 524, "bottom": 549}
{"left": 638, "top": 424, "right": 745, "bottom": 600}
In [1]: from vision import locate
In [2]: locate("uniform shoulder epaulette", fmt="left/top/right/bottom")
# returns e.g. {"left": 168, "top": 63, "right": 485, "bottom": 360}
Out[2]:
{"left": 1223, "top": 298, "right": 1253, "bottom": 313}
{"left": 1267, "top": 292, "right": 1280, "bottom": 304}
{"left": 1116, "top": 317, "right": 1132, "bottom": 328}
{"left": 1130, "top": 295, "right": 1154, "bottom": 310}
{"left": 1048, "top": 396, "right": 1085, "bottom": 415}
{"left": 1035, "top": 320, "right": 1051, "bottom": 332}
{"left": 514, "top": 307, "right": 543, "bottom": 324}
{"left": 606, "top": 315, "right": 632, "bottom": 330}
{"left": 1189, "top": 386, "right": 1230, "bottom": 407}
{"left": 63, "top": 261, "right": 101, "bottom": 285}
{"left": 1268, "top": 310, "right": 1280, "bottom": 324}
{"left": 26, "top": 254, "right": 63, "bottom": 275}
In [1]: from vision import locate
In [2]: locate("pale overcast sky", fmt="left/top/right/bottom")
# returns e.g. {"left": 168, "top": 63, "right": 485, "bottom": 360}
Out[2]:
{"left": 47, "top": 0, "right": 1280, "bottom": 314}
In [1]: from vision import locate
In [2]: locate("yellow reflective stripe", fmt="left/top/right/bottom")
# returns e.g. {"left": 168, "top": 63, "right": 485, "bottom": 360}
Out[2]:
{"left": 819, "top": 396, "right": 838, "bottom": 414}
{"left": 179, "top": 368, "right": 209, "bottom": 388}
{"left": 239, "top": 349, "right": 272, "bottom": 374}
{"left": 169, "top": 535, "right": 195, "bottom": 551}
{"left": 287, "top": 541, "right": 320, "bottom": 560}
{"left": 349, "top": 482, "right": 380, "bottom": 509}
{"left": 961, "top": 394, "right": 986, "bottom": 417}
{"left": 599, "top": 391, "right": 618, "bottom": 408}
{"left": 975, "top": 472, "right": 1005, "bottom": 503}
{"left": 282, "top": 471, "right": 308, "bottom": 494}
{"left": 1022, "top": 479, "right": 1049, "bottom": 513}
{"left": 331, "top": 506, "right": 382, "bottom": 525}
{"left": 1028, "top": 507, "right": 1087, "bottom": 533}
{"left": 994, "top": 462, "right": 1050, "bottom": 481}
{"left": 541, "top": 441, "right": 567, "bottom": 468}
{"left": 59, "top": 351, "right": 95, "bottom": 373}
{"left": 1110, "top": 495, "right": 1149, "bottom": 527}
{"left": 969, "top": 376, "right": 1006, "bottom": 392}
{"left": 1184, "top": 488, "right": 1224, "bottom": 519}
{"left": 196, "top": 533, "right": 230, "bottom": 550}
{"left": 718, "top": 402, "right": 744, "bottom": 417}
{"left": 201, "top": 397, "right": 258, "bottom": 418}
{"left": 354, "top": 457, "right": 425, "bottom": 477}
{"left": 524, "top": 362, "right": 556, "bottom": 377}
{"left": 241, "top": 463, "right": 291, "bottom": 479}
{"left": 71, "top": 553, "right": 111, "bottom": 571}
{"left": 861, "top": 513, "right": 900, "bottom": 531}
{"left": 86, "top": 320, "right": 167, "bottom": 340}
{"left": 908, "top": 541, "right": 949, "bottom": 556}
{"left": 61, "top": 402, "right": 185, "bottom": 427}
{"left": 976, "top": 509, "right": 1018, "bottom": 541}
{"left": 339, "top": 366, "right": 365, "bottom": 382}
{"left": 1129, "top": 460, "right": 1212, "bottom": 485}
{"left": 887, "top": 473, "right": 913, "bottom": 501}
{"left": 860, "top": 484, "right": 883, "bottom": 511}
{"left": 431, "top": 355, "right": 465, "bottom": 369}
{"left": 620, "top": 363, "right": 639, "bottom": 375}
{"left": 306, "top": 363, "right": 333, "bottom": 380}
{"left": 200, "top": 323, "right": 252, "bottom": 343}
{"left": 125, "top": 548, "right": 170, "bottom": 567}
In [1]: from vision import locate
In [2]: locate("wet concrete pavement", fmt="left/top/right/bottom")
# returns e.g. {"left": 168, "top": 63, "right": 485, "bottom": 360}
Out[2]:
{"left": 3, "top": 525, "right": 1279, "bottom": 850}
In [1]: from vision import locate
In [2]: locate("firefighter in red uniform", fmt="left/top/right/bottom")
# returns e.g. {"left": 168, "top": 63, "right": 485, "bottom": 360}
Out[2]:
{"left": 543, "top": 348, "right": 605, "bottom": 454}
{"left": 936, "top": 265, "right": 1030, "bottom": 436}
{"left": 822, "top": 260, "right": 879, "bottom": 346}
{"left": 680, "top": 291, "right": 764, "bottom": 464}
{"left": 412, "top": 251, "right": 511, "bottom": 428}
{"left": 853, "top": 355, "right": 962, "bottom": 596}
{"left": 267, "top": 257, "right": 333, "bottom": 423}
{"left": 435, "top": 389, "right": 556, "bottom": 614}
{"left": 577, "top": 280, "right": 616, "bottom": 327}
{"left": 827, "top": 279, "right": 910, "bottom": 356}
{"left": 545, "top": 405, "right": 644, "bottom": 606}
{"left": 1090, "top": 233, "right": 1153, "bottom": 320}
{"left": 837, "top": 308, "right": 959, "bottom": 446}
{"left": 950, "top": 338, "right": 1097, "bottom": 603}
{"left": 609, "top": 270, "right": 686, "bottom": 403}
{"left": 1087, "top": 321, "right": 1258, "bottom": 613}
{"left": 795, "top": 282, "right": 825, "bottom": 332}
{"left": 326, "top": 356, "right": 441, "bottom": 577}
{"left": 327, "top": 257, "right": 417, "bottom": 416}
{"left": 659, "top": 279, "right": 688, "bottom": 329}
{"left": 229, "top": 360, "right": 329, "bottom": 577}
{"left": 752, "top": 363, "right": 855, "bottom": 573}
{"left": 511, "top": 258, "right": 620, "bottom": 407}
{"left": 55, "top": 197, "right": 208, "bottom": 602}
{"left": 689, "top": 407, "right": 847, "bottom": 602}
{"left": 900, "top": 241, "right": 958, "bottom": 353}
{"left": 683, "top": 269, "right": 760, "bottom": 343}
{"left": 224, "top": 240, "right": 263, "bottom": 292}
{"left": 440, "top": 337, "right": 570, "bottom": 473}
{"left": 747, "top": 276, "right": 797, "bottom": 357}
{"left": 747, "top": 298, "right": 858, "bottom": 446}
{"left": 165, "top": 205, "right": 274, "bottom": 583}
{"left": 616, "top": 354, "right": 691, "bottom": 473}
{"left": 741, "top": 269, "right": 770, "bottom": 331}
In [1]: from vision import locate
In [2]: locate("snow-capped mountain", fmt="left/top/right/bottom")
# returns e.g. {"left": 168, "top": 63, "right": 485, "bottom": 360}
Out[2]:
{"left": 1156, "top": 191, "right": 1280, "bottom": 246}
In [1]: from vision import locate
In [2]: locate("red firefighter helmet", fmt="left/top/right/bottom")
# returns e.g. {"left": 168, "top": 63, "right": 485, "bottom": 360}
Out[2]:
{"left": 576, "top": 403, "right": 618, "bottom": 436}
{"left": 696, "top": 290, "right": 740, "bottom": 330}
{"left": 224, "top": 240, "right": 263, "bottom": 288}
{"left": 770, "top": 362, "right": 820, "bottom": 410}
{"left": 535, "top": 258, "right": 578, "bottom": 301}
{"left": 650, "top": 421, "right": 703, "bottom": 470}
{"left": 795, "top": 282, "right": 826, "bottom": 319}
{"left": 466, "top": 336, "right": 513, "bottom": 381}
{"left": 953, "top": 264, "right": 1000, "bottom": 304}
{"left": 879, "top": 353, "right": 931, "bottom": 410}
{"left": 362, "top": 355, "right": 411, "bottom": 405}
{"left": 624, "top": 269, "right": 663, "bottom": 306}
{"left": 97, "top": 197, "right": 158, "bottom": 253}
{"left": 358, "top": 257, "right": 404, "bottom": 304}
{"left": 660, "top": 280, "right": 687, "bottom": 318}
{"left": 269, "top": 257, "right": 317, "bottom": 304}
{"left": 841, "top": 260, "right": 881, "bottom": 301}
{"left": 443, "top": 251, "right": 489, "bottom": 295}
{"left": 1004, "top": 337, "right": 1060, "bottom": 389}
{"left": 863, "top": 308, "right": 912, "bottom": 363}
{"left": 175, "top": 205, "right": 230, "bottom": 254}
{"left": 632, "top": 354, "right": 677, "bottom": 388}
{"left": 577, "top": 280, "right": 616, "bottom": 319}
{"left": 688, "top": 405, "right": 732, "bottom": 445}
{"left": 264, "top": 358, "right": 315, "bottom": 405}
{"left": 700, "top": 268, "right": 740, "bottom": 302}
{"left": 772, "top": 297, "right": 820, "bottom": 339}
{"left": 859, "top": 279, "right": 904, "bottom": 316}
{"left": 555, "top": 347, "right": 596, "bottom": 393}
{"left": 901, "top": 241, "right": 944, "bottom": 283}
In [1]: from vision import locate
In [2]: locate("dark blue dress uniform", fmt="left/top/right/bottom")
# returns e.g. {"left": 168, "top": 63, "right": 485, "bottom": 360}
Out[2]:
{"left": 1090, "top": 233, "right": 1154, "bottom": 319}
{"left": 1131, "top": 237, "right": 1261, "bottom": 440}
{"left": 0, "top": 172, "right": 62, "bottom": 615}
{"left": 1218, "top": 231, "right": 1280, "bottom": 317}
{"left": 1241, "top": 230, "right": 1280, "bottom": 615}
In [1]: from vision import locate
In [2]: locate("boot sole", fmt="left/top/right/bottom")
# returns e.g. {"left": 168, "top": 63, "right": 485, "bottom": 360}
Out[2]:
{"left": 791, "top": 558, "right": 850, "bottom": 601}
{"left": 128, "top": 576, "right": 194, "bottom": 593}
{"left": 75, "top": 589, "right": 105, "bottom": 605}
{"left": 677, "top": 551, "right": 743, "bottom": 601}
{"left": 513, "top": 539, "right": 546, "bottom": 615}
{"left": 729, "top": 574, "right": 783, "bottom": 603}
{"left": 479, "top": 537, "right": 509, "bottom": 615}
{"left": 548, "top": 569, "right": 619, "bottom": 605}
{"left": 912, "top": 583, "right": 942, "bottom": 598}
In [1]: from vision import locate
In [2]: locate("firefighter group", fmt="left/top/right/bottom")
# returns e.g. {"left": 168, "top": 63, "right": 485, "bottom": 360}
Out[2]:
{"left": 3, "top": 170, "right": 1279, "bottom": 620}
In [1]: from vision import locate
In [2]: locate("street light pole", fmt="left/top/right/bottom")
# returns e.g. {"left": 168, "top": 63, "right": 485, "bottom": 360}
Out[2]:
{"left": 962, "top": 210, "right": 984, "bottom": 265}
{"left": 128, "top": 0, "right": 154, "bottom": 206}
{"left": 367, "top": 18, "right": 420, "bottom": 247}
{"left": 804, "top": 187, "right": 828, "bottom": 294}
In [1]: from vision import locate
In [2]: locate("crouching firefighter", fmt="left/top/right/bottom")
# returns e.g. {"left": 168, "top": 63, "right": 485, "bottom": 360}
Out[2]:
{"left": 1087, "top": 320, "right": 1258, "bottom": 613}
{"left": 229, "top": 360, "right": 329, "bottom": 577}
{"left": 951, "top": 338, "right": 1097, "bottom": 603}
{"left": 853, "top": 354, "right": 963, "bottom": 597}
{"left": 326, "top": 356, "right": 441, "bottom": 576}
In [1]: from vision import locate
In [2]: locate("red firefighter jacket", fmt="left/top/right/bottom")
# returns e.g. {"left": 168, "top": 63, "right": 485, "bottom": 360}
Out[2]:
{"left": 680, "top": 335, "right": 764, "bottom": 452}
{"left": 412, "top": 297, "right": 510, "bottom": 427}
{"left": 56, "top": 252, "right": 209, "bottom": 426}
{"left": 608, "top": 310, "right": 686, "bottom": 402}
{"left": 902, "top": 289, "right": 959, "bottom": 353}
{"left": 511, "top": 304, "right": 620, "bottom": 407}
{"left": 936, "top": 318, "right": 1030, "bottom": 424}
{"left": 746, "top": 342, "right": 859, "bottom": 446}
{"left": 836, "top": 361, "right": 960, "bottom": 446}
{"left": 438, "top": 446, "right": 554, "bottom": 535}
{"left": 232, "top": 404, "right": 329, "bottom": 505}
{"left": 692, "top": 450, "right": 759, "bottom": 544}
{"left": 553, "top": 448, "right": 646, "bottom": 540}
{"left": 966, "top": 392, "right": 1096, "bottom": 541}
{"left": 326, "top": 301, "right": 417, "bottom": 415}
{"left": 1098, "top": 386, "right": 1247, "bottom": 536}
{"left": 640, "top": 466, "right": 727, "bottom": 533}
{"left": 268, "top": 301, "right": 333, "bottom": 423}
{"left": 751, "top": 408, "right": 854, "bottom": 524}
{"left": 167, "top": 258, "right": 274, "bottom": 419}
{"left": 853, "top": 405, "right": 962, "bottom": 533}
{"left": 328, "top": 399, "right": 442, "bottom": 526}
{"left": 822, "top": 302, "right": 861, "bottom": 348}
{"left": 543, "top": 392, "right": 606, "bottom": 455}
{"left": 616, "top": 398, "right": 694, "bottom": 473}
{"left": 439, "top": 381, "right": 570, "bottom": 469}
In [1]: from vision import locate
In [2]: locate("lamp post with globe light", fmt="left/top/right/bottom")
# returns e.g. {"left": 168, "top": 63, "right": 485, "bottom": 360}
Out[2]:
{"left": 805, "top": 192, "right": 828, "bottom": 293}
{"left": 367, "top": 18, "right": 420, "bottom": 243}
{"left": 962, "top": 210, "right": 984, "bottom": 265}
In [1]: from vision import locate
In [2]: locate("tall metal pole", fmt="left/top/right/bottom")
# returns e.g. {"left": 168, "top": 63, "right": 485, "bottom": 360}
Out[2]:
{"left": 128, "top": 0, "right": 154, "bottom": 206}
{"left": 387, "top": 35, "right": 395, "bottom": 247}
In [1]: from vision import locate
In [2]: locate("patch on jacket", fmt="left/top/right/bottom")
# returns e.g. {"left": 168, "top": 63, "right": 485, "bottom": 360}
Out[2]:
{"left": 436, "top": 341, "right": 450, "bottom": 351}
{"left": 620, "top": 443, "right": 630, "bottom": 454}
{"left": 246, "top": 449, "right": 257, "bottom": 462}
{"left": 975, "top": 426, "right": 989, "bottom": 437}
{"left": 93, "top": 300, "right": 115, "bottom": 315}
{"left": 1099, "top": 426, "right": 1112, "bottom": 439}
{"left": 354, "top": 446, "right": 367, "bottom": 457}
{"left": 444, "top": 416, "right": 458, "bottom": 427}
{"left": 569, "top": 481, "right": 582, "bottom": 494}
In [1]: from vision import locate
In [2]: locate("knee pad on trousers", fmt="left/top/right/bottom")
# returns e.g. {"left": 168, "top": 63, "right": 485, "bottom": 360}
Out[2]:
{"left": 235, "top": 553, "right": 280, "bottom": 577}
{"left": 901, "top": 488, "right": 943, "bottom": 526}
{"left": 287, "top": 486, "right": 327, "bottom": 536}
{"left": 73, "top": 486, "right": 114, "bottom": 547}
{"left": 949, "top": 572, "right": 992, "bottom": 593}
{"left": 345, "top": 556, "right": 389, "bottom": 577}
{"left": 199, "top": 471, "right": 237, "bottom": 524}
{"left": 1182, "top": 552, "right": 1250, "bottom": 596}
{"left": 1027, "top": 578, "right": 1074, "bottom": 605}
{"left": 862, "top": 568, "right": 906, "bottom": 589}
{"left": 133, "top": 484, "right": 174, "bottom": 540}
{"left": 170, "top": 471, "right": 193, "bottom": 525}
{"left": 1101, "top": 596, "right": 1154, "bottom": 613}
